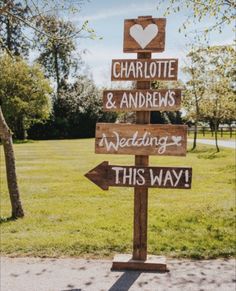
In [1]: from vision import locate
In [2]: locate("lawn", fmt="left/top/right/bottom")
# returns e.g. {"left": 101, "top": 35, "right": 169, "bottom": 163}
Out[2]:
{"left": 0, "top": 139, "right": 235, "bottom": 259}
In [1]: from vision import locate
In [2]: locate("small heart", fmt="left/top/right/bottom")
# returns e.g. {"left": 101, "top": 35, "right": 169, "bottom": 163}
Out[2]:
{"left": 172, "top": 136, "right": 182, "bottom": 145}
{"left": 130, "top": 24, "right": 158, "bottom": 49}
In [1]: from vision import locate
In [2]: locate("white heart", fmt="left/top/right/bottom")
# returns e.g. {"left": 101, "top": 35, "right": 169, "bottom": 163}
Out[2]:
{"left": 130, "top": 24, "right": 158, "bottom": 49}
{"left": 172, "top": 136, "right": 182, "bottom": 145}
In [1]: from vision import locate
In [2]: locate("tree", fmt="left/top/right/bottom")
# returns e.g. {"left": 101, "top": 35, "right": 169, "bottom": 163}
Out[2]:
{"left": 158, "top": 0, "right": 236, "bottom": 35}
{"left": 0, "top": 55, "right": 52, "bottom": 139}
{"left": 151, "top": 80, "right": 184, "bottom": 125}
{"left": 198, "top": 46, "right": 235, "bottom": 152}
{"left": 34, "top": 16, "right": 80, "bottom": 93}
{"left": 0, "top": 106, "right": 24, "bottom": 218}
{"left": 0, "top": 0, "right": 89, "bottom": 219}
{"left": 0, "top": 0, "right": 30, "bottom": 56}
{"left": 28, "top": 75, "right": 117, "bottom": 139}
{"left": 0, "top": 1, "right": 95, "bottom": 60}
{"left": 182, "top": 51, "right": 205, "bottom": 150}
{"left": 183, "top": 45, "right": 235, "bottom": 152}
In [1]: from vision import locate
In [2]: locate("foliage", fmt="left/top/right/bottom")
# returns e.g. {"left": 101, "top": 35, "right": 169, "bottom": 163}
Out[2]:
{"left": 0, "top": 1, "right": 97, "bottom": 59}
{"left": 158, "top": 0, "right": 236, "bottom": 35}
{"left": 151, "top": 80, "right": 184, "bottom": 124}
{"left": 0, "top": 54, "right": 52, "bottom": 139}
{"left": 184, "top": 45, "right": 235, "bottom": 126}
{"left": 34, "top": 15, "right": 80, "bottom": 92}
{"left": 0, "top": 0, "right": 30, "bottom": 56}
{"left": 0, "top": 140, "right": 235, "bottom": 259}
{"left": 183, "top": 45, "right": 235, "bottom": 151}
{"left": 28, "top": 75, "right": 117, "bottom": 139}
{"left": 198, "top": 46, "right": 235, "bottom": 125}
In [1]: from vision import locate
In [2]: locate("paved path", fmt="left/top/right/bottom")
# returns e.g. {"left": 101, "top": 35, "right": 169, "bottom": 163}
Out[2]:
{"left": 1, "top": 257, "right": 235, "bottom": 291}
{"left": 188, "top": 139, "right": 235, "bottom": 149}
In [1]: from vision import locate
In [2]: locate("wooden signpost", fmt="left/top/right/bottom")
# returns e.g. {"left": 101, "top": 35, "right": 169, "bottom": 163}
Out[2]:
{"left": 85, "top": 16, "right": 192, "bottom": 272}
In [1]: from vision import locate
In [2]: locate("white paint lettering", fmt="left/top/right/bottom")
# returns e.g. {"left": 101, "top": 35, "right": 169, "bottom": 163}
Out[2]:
{"left": 163, "top": 170, "right": 174, "bottom": 186}
{"left": 150, "top": 169, "right": 163, "bottom": 186}
{"left": 112, "top": 167, "right": 124, "bottom": 184}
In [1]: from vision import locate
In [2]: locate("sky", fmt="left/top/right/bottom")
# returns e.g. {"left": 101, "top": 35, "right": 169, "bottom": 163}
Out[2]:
{"left": 69, "top": 0, "right": 234, "bottom": 87}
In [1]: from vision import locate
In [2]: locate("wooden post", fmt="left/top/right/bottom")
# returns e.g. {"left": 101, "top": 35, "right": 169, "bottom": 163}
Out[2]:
{"left": 133, "top": 51, "right": 151, "bottom": 261}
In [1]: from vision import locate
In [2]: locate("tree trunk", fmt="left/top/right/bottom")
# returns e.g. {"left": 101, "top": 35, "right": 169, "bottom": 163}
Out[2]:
{"left": 0, "top": 106, "right": 24, "bottom": 218}
{"left": 53, "top": 45, "right": 60, "bottom": 94}
{"left": 192, "top": 96, "right": 199, "bottom": 151}
{"left": 214, "top": 98, "right": 220, "bottom": 153}
{"left": 192, "top": 121, "right": 197, "bottom": 150}
{"left": 6, "top": 17, "right": 12, "bottom": 52}
{"left": 190, "top": 70, "right": 201, "bottom": 151}
{"left": 214, "top": 117, "right": 220, "bottom": 153}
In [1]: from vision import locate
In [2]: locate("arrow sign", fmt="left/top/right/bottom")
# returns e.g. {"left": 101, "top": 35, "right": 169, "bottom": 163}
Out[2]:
{"left": 85, "top": 162, "right": 192, "bottom": 190}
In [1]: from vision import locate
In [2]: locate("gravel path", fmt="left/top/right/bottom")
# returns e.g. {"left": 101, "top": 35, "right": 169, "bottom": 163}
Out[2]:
{"left": 1, "top": 257, "right": 235, "bottom": 291}
{"left": 188, "top": 139, "right": 235, "bottom": 149}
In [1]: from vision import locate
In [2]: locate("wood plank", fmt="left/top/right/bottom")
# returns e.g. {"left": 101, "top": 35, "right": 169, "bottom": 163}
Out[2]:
{"left": 133, "top": 51, "right": 150, "bottom": 261}
{"left": 95, "top": 123, "right": 187, "bottom": 156}
{"left": 103, "top": 89, "right": 181, "bottom": 112}
{"left": 85, "top": 161, "right": 193, "bottom": 190}
{"left": 111, "top": 59, "right": 178, "bottom": 81}
{"left": 111, "top": 254, "right": 168, "bottom": 272}
{"left": 123, "top": 17, "right": 166, "bottom": 53}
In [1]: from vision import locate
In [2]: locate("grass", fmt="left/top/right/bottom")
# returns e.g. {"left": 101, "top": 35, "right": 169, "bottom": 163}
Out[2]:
{"left": 0, "top": 139, "right": 235, "bottom": 259}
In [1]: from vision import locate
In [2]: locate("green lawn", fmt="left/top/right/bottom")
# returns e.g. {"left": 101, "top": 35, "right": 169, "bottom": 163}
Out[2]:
{"left": 0, "top": 139, "right": 235, "bottom": 259}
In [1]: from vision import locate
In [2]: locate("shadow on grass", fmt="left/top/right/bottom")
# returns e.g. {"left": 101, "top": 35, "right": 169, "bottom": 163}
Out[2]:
{"left": 0, "top": 216, "right": 17, "bottom": 224}
{"left": 188, "top": 147, "right": 224, "bottom": 159}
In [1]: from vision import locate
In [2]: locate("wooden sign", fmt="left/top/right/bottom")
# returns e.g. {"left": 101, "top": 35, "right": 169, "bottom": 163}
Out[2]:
{"left": 95, "top": 123, "right": 187, "bottom": 156}
{"left": 123, "top": 17, "right": 166, "bottom": 53}
{"left": 103, "top": 89, "right": 181, "bottom": 112}
{"left": 85, "top": 15, "right": 193, "bottom": 272}
{"left": 111, "top": 59, "right": 178, "bottom": 81}
{"left": 85, "top": 161, "right": 192, "bottom": 190}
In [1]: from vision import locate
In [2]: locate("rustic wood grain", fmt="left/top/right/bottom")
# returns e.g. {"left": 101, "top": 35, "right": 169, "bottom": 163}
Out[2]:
{"left": 95, "top": 123, "right": 187, "bottom": 156}
{"left": 85, "top": 161, "right": 192, "bottom": 190}
{"left": 123, "top": 17, "right": 166, "bottom": 53}
{"left": 103, "top": 89, "right": 182, "bottom": 112}
{"left": 111, "top": 59, "right": 178, "bottom": 81}
{"left": 133, "top": 51, "right": 151, "bottom": 261}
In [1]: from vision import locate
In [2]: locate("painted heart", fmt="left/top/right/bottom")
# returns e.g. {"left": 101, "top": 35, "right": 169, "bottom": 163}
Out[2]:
{"left": 130, "top": 24, "right": 158, "bottom": 49}
{"left": 172, "top": 136, "right": 182, "bottom": 145}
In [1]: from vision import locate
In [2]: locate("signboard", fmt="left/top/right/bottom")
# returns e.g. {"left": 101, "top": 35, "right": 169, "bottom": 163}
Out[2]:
{"left": 123, "top": 17, "right": 166, "bottom": 53}
{"left": 85, "top": 162, "right": 192, "bottom": 190}
{"left": 111, "top": 59, "right": 178, "bottom": 81}
{"left": 95, "top": 123, "right": 187, "bottom": 156}
{"left": 103, "top": 89, "right": 181, "bottom": 112}
{"left": 85, "top": 15, "right": 193, "bottom": 272}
